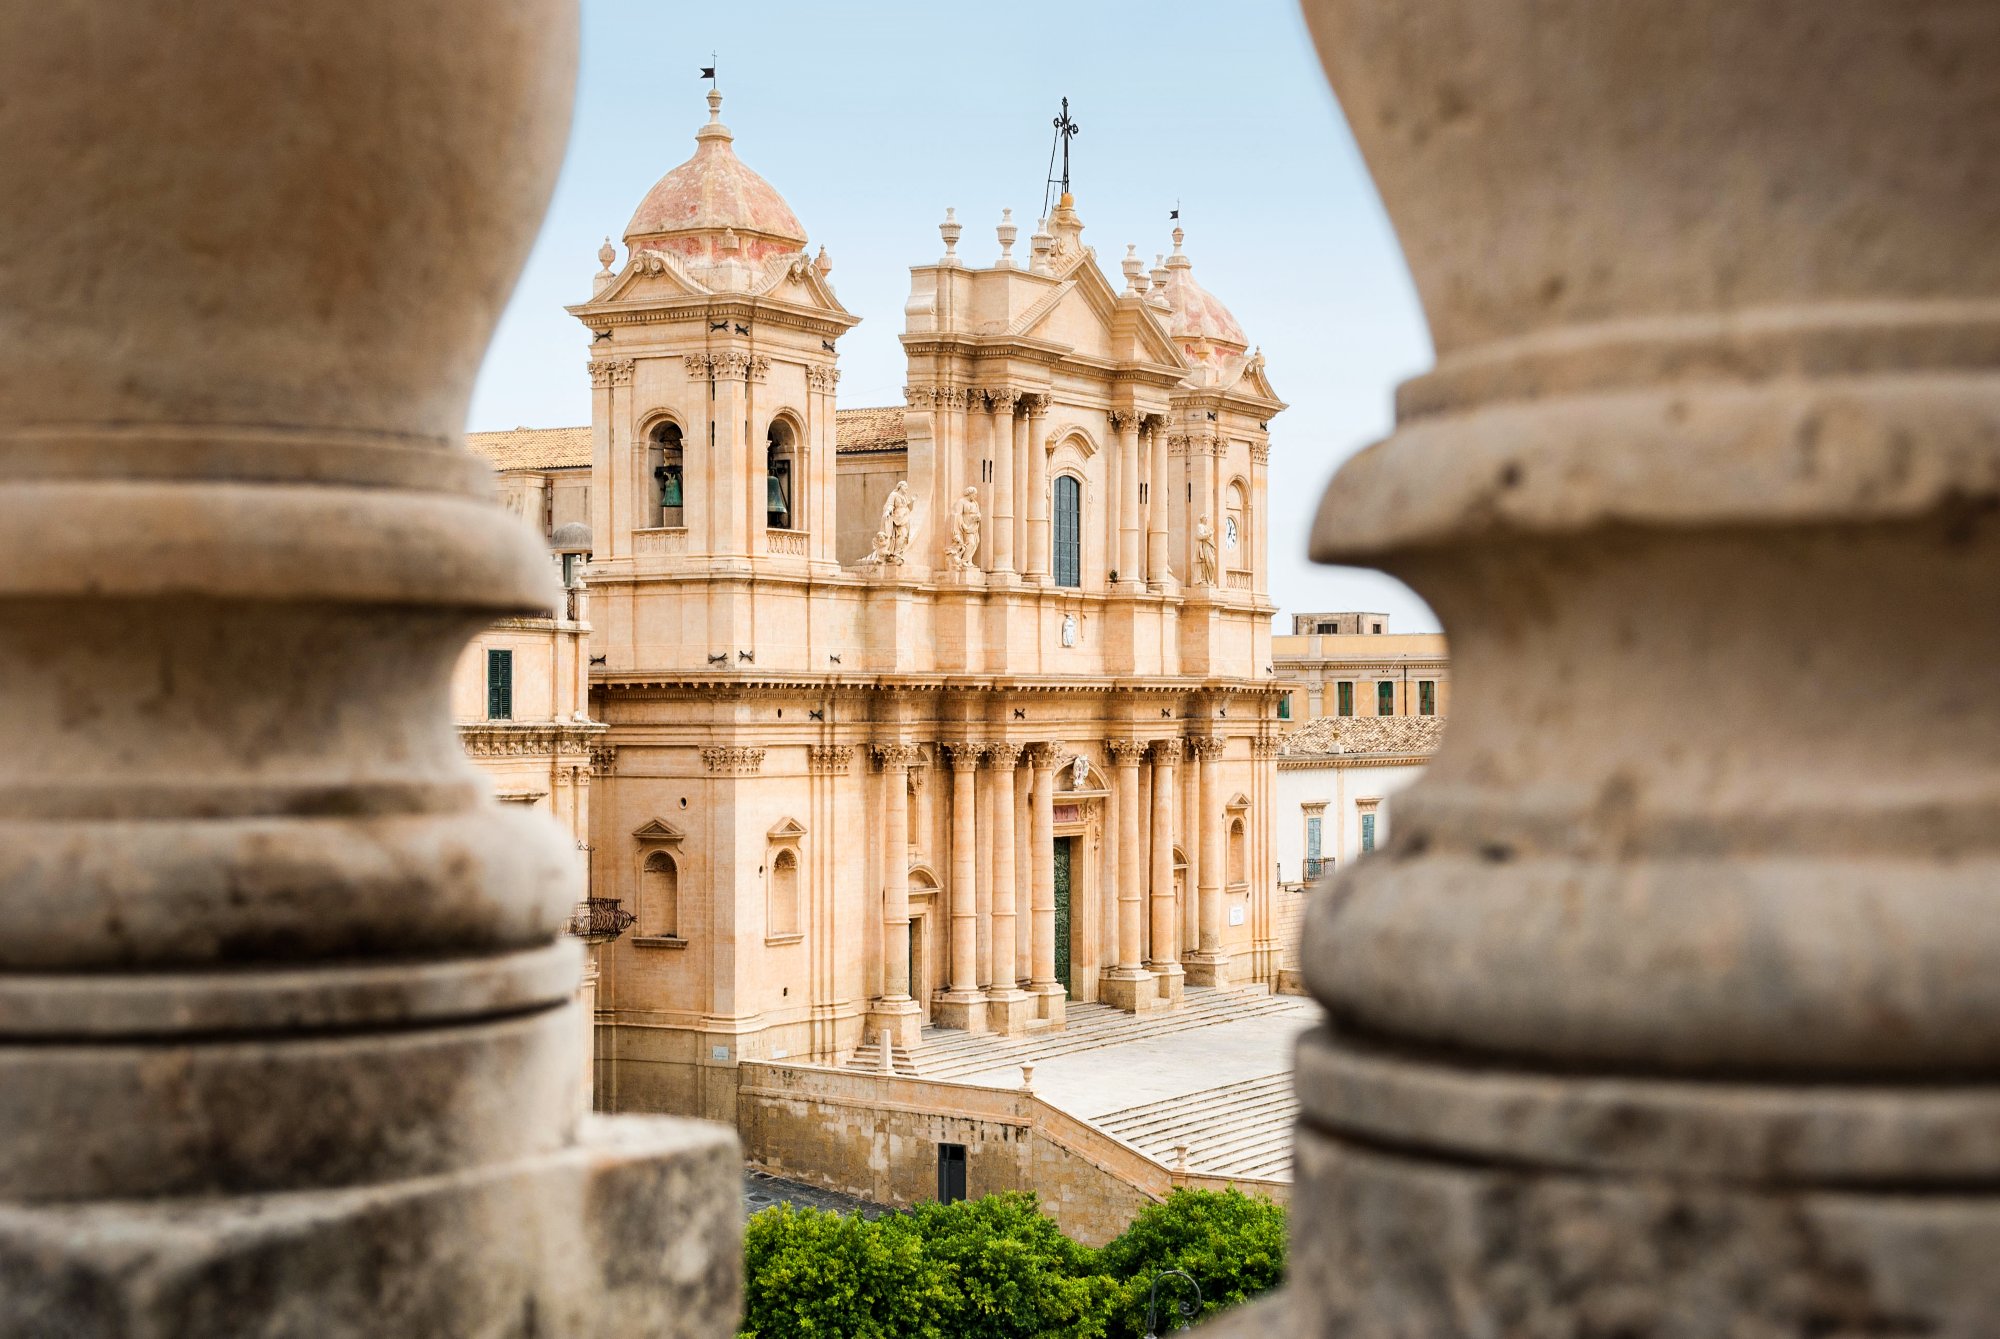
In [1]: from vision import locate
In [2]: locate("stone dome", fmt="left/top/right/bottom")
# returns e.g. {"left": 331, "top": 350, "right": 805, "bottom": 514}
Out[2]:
{"left": 550, "top": 521, "right": 593, "bottom": 553}
{"left": 1162, "top": 226, "right": 1249, "bottom": 358}
{"left": 624, "top": 89, "right": 806, "bottom": 265}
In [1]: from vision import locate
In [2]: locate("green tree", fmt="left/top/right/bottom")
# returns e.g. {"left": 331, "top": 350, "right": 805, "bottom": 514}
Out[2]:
{"left": 903, "top": 1193, "right": 1117, "bottom": 1339}
{"left": 1096, "top": 1189, "right": 1287, "bottom": 1337}
{"left": 740, "top": 1204, "right": 951, "bottom": 1339}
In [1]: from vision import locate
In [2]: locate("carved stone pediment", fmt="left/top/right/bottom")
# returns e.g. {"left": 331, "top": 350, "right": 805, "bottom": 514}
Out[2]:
{"left": 632, "top": 818, "right": 686, "bottom": 843}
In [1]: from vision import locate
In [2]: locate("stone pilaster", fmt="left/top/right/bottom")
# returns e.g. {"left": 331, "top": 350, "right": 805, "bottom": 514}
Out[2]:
{"left": 982, "top": 744, "right": 1033, "bottom": 1033}
{"left": 1284, "top": 2, "right": 2000, "bottom": 1332}
{"left": 1183, "top": 734, "right": 1229, "bottom": 986}
{"left": 1110, "top": 410, "right": 1144, "bottom": 590}
{"left": 1025, "top": 742, "right": 1066, "bottom": 1026}
{"left": 0, "top": 6, "right": 738, "bottom": 1334}
{"left": 934, "top": 742, "right": 987, "bottom": 1032}
{"left": 1100, "top": 739, "right": 1159, "bottom": 1013}
{"left": 1023, "top": 396, "right": 1051, "bottom": 583}
{"left": 868, "top": 742, "right": 923, "bottom": 1050}
{"left": 1147, "top": 738, "right": 1185, "bottom": 1006}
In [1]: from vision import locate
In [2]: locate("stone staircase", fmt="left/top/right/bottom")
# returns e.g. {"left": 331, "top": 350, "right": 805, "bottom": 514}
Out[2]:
{"left": 842, "top": 985, "right": 1302, "bottom": 1082}
{"left": 1091, "top": 1072, "right": 1296, "bottom": 1179}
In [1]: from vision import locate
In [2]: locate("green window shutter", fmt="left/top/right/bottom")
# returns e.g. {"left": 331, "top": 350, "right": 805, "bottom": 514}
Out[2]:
{"left": 1277, "top": 696, "right": 1291, "bottom": 720}
{"left": 1419, "top": 680, "right": 1436, "bottom": 715}
{"left": 1052, "top": 475, "right": 1082, "bottom": 588}
{"left": 1361, "top": 812, "right": 1377, "bottom": 853}
{"left": 1377, "top": 681, "right": 1396, "bottom": 715}
{"left": 486, "top": 648, "right": 513, "bottom": 721}
{"left": 1337, "top": 682, "right": 1353, "bottom": 717}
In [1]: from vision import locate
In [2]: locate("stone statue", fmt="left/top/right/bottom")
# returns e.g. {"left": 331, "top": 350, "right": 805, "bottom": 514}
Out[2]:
{"left": 946, "top": 487, "right": 982, "bottom": 570}
{"left": 1195, "top": 513, "right": 1219, "bottom": 586}
{"left": 868, "top": 480, "right": 915, "bottom": 564}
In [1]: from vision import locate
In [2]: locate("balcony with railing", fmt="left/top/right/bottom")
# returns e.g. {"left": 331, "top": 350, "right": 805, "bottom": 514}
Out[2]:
{"left": 567, "top": 897, "right": 636, "bottom": 944}
{"left": 765, "top": 528, "right": 808, "bottom": 558}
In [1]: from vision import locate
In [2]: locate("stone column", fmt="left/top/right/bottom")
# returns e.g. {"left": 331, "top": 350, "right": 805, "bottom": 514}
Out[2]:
{"left": 984, "top": 744, "right": 1032, "bottom": 1033}
{"left": 1111, "top": 410, "right": 1143, "bottom": 589}
{"left": 1100, "top": 739, "right": 1157, "bottom": 1012}
{"left": 988, "top": 389, "right": 1018, "bottom": 576}
{"left": 935, "top": 743, "right": 986, "bottom": 1032}
{"left": 1145, "top": 416, "right": 1174, "bottom": 588}
{"left": 1147, "top": 739, "right": 1185, "bottom": 1005}
{"left": 1025, "top": 742, "right": 1066, "bottom": 1026}
{"left": 0, "top": 5, "right": 739, "bottom": 1334}
{"left": 1023, "top": 395, "right": 1050, "bottom": 582}
{"left": 869, "top": 743, "right": 922, "bottom": 1049}
{"left": 1184, "top": 735, "right": 1227, "bottom": 986}
{"left": 1243, "top": 3, "right": 2000, "bottom": 1334}
{"left": 1011, "top": 398, "right": 1032, "bottom": 575}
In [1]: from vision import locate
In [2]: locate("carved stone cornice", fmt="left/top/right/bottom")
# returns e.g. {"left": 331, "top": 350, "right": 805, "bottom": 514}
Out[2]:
{"left": 588, "top": 357, "right": 633, "bottom": 389}
{"left": 872, "top": 741, "right": 925, "bottom": 770}
{"left": 700, "top": 745, "right": 765, "bottom": 774}
{"left": 1185, "top": 734, "right": 1226, "bottom": 761}
{"left": 942, "top": 741, "right": 984, "bottom": 770}
{"left": 807, "top": 744, "right": 852, "bottom": 774}
{"left": 805, "top": 364, "right": 841, "bottom": 391}
{"left": 1106, "top": 737, "right": 1148, "bottom": 766}
{"left": 983, "top": 741, "right": 1024, "bottom": 769}
{"left": 458, "top": 722, "right": 609, "bottom": 759}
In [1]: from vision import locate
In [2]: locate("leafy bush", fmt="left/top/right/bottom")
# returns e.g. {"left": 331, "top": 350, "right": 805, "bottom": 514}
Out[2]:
{"left": 740, "top": 1188, "right": 1283, "bottom": 1339}
{"left": 1096, "top": 1189, "right": 1288, "bottom": 1337}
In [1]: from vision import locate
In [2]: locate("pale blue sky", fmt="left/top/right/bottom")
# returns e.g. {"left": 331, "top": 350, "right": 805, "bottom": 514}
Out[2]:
{"left": 470, "top": 0, "right": 1438, "bottom": 631}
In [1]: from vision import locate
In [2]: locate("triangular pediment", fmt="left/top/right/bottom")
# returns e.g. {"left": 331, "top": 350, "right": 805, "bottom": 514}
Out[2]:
{"left": 1011, "top": 253, "right": 1185, "bottom": 372}
{"left": 633, "top": 817, "right": 687, "bottom": 843}
{"left": 1226, "top": 791, "right": 1252, "bottom": 811}
{"left": 766, "top": 817, "right": 807, "bottom": 840}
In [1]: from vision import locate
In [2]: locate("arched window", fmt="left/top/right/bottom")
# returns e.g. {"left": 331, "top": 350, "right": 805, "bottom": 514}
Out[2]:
{"left": 650, "top": 422, "right": 684, "bottom": 528}
{"left": 640, "top": 850, "right": 678, "bottom": 937}
{"left": 1228, "top": 817, "right": 1247, "bottom": 886}
{"left": 769, "top": 848, "right": 800, "bottom": 937}
{"left": 1051, "top": 473, "right": 1082, "bottom": 588}
{"left": 766, "top": 420, "right": 797, "bottom": 531}
{"left": 1225, "top": 478, "right": 1248, "bottom": 570}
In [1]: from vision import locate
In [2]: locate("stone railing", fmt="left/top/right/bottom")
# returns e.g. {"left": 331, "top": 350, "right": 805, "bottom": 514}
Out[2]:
{"left": 764, "top": 528, "right": 808, "bottom": 557}
{"left": 1225, "top": 569, "right": 1252, "bottom": 591}
{"left": 632, "top": 526, "right": 689, "bottom": 556}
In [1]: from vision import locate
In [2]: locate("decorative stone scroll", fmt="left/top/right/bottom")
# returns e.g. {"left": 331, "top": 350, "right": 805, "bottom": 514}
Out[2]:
{"left": 588, "top": 356, "right": 633, "bottom": 388}
{"left": 700, "top": 746, "right": 766, "bottom": 774}
{"left": 806, "top": 744, "right": 852, "bottom": 774}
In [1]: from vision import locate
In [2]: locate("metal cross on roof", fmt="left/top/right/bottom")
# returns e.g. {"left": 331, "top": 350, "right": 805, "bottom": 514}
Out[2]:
{"left": 1043, "top": 96, "right": 1081, "bottom": 218}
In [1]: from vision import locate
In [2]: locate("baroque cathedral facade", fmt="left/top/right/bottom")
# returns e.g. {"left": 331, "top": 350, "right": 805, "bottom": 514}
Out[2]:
{"left": 473, "top": 89, "right": 1285, "bottom": 1119}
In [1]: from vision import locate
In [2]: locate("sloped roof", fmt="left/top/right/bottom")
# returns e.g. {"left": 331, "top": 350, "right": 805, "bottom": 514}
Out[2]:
{"left": 1279, "top": 715, "right": 1446, "bottom": 758}
{"left": 834, "top": 406, "right": 905, "bottom": 454}
{"left": 466, "top": 408, "right": 905, "bottom": 473}
{"left": 466, "top": 425, "right": 592, "bottom": 471}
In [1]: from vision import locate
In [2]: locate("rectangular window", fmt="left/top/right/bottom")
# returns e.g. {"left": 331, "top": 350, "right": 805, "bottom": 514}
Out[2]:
{"left": 1371, "top": 622, "right": 1383, "bottom": 633}
{"left": 1277, "top": 695, "right": 1291, "bottom": 720}
{"left": 1377, "top": 681, "right": 1396, "bottom": 716}
{"left": 486, "top": 648, "right": 512, "bottom": 721}
{"left": 1052, "top": 474, "right": 1082, "bottom": 588}
{"left": 937, "top": 1143, "right": 967, "bottom": 1205}
{"left": 1305, "top": 815, "right": 1323, "bottom": 880}
{"left": 1360, "top": 812, "right": 1377, "bottom": 853}
{"left": 1419, "top": 680, "right": 1436, "bottom": 716}
{"left": 1337, "top": 681, "right": 1354, "bottom": 717}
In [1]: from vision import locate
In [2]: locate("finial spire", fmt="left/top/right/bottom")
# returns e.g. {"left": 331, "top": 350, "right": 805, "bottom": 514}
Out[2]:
{"left": 996, "top": 208, "right": 1017, "bottom": 268}
{"left": 1042, "top": 96, "right": 1082, "bottom": 219}
{"left": 939, "top": 207, "right": 962, "bottom": 265}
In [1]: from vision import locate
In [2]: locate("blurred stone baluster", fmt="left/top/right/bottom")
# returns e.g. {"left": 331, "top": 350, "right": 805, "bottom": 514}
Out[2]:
{"left": 0, "top": 4, "right": 736, "bottom": 1333}
{"left": 1208, "top": 2, "right": 2000, "bottom": 1334}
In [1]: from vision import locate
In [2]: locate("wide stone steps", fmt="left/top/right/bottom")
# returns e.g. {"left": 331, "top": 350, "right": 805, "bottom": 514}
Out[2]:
{"left": 1092, "top": 1073, "right": 1298, "bottom": 1179}
{"left": 842, "top": 986, "right": 1302, "bottom": 1081}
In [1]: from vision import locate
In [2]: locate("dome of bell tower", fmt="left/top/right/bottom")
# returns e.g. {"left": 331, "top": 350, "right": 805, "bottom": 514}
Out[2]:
{"left": 1162, "top": 224, "right": 1249, "bottom": 362}
{"left": 624, "top": 88, "right": 807, "bottom": 265}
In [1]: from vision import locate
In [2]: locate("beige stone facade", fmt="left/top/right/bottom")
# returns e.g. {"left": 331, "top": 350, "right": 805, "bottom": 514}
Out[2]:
{"left": 475, "top": 91, "right": 1288, "bottom": 1125}
{"left": 1270, "top": 611, "right": 1449, "bottom": 722}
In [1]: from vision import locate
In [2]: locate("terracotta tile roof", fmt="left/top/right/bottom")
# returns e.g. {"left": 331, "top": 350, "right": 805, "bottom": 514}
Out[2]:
{"left": 835, "top": 406, "right": 906, "bottom": 454}
{"left": 466, "top": 425, "right": 591, "bottom": 471}
{"left": 1279, "top": 715, "right": 1446, "bottom": 758}
{"left": 466, "top": 407, "right": 904, "bottom": 471}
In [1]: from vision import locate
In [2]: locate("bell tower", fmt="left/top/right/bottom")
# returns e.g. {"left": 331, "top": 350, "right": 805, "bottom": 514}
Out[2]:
{"left": 568, "top": 88, "right": 858, "bottom": 671}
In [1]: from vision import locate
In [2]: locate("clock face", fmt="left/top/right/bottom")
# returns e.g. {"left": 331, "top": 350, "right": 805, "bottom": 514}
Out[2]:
{"left": 1225, "top": 515, "right": 1239, "bottom": 549}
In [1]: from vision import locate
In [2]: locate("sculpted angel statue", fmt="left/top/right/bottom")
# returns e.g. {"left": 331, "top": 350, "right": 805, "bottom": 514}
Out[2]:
{"left": 868, "top": 480, "right": 916, "bottom": 564}
{"left": 946, "top": 487, "right": 982, "bottom": 570}
{"left": 1195, "top": 513, "right": 1219, "bottom": 586}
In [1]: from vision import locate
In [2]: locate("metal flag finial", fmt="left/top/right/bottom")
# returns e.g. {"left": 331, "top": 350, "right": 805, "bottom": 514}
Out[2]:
{"left": 1042, "top": 96, "right": 1082, "bottom": 219}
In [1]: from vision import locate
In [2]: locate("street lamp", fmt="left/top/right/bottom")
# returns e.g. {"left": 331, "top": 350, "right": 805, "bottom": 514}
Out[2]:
{"left": 1143, "top": 1268, "right": 1203, "bottom": 1337}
